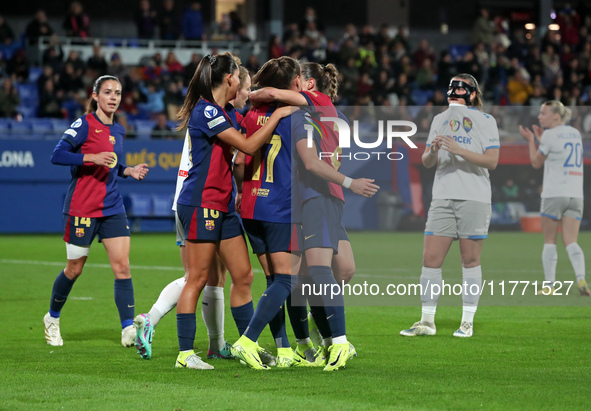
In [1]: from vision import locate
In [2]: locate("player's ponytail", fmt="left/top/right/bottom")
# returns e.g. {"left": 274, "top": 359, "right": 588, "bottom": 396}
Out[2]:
{"left": 543, "top": 100, "right": 572, "bottom": 123}
{"left": 302, "top": 62, "right": 340, "bottom": 101}
{"left": 85, "top": 75, "right": 121, "bottom": 114}
{"left": 453, "top": 73, "right": 483, "bottom": 110}
{"left": 177, "top": 53, "right": 238, "bottom": 130}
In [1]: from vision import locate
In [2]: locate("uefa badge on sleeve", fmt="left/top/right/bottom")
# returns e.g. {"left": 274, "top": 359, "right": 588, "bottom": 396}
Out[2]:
{"left": 76, "top": 228, "right": 85, "bottom": 237}
{"left": 205, "top": 220, "right": 215, "bottom": 231}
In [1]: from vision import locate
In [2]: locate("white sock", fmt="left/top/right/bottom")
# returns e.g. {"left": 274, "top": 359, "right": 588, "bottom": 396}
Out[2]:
{"left": 420, "top": 266, "right": 442, "bottom": 324}
{"left": 566, "top": 243, "right": 586, "bottom": 282}
{"left": 149, "top": 277, "right": 185, "bottom": 327}
{"left": 542, "top": 244, "right": 558, "bottom": 287}
{"left": 322, "top": 337, "right": 332, "bottom": 347}
{"left": 461, "top": 265, "right": 482, "bottom": 323}
{"left": 296, "top": 338, "right": 311, "bottom": 345}
{"left": 332, "top": 335, "right": 347, "bottom": 344}
{"left": 202, "top": 286, "right": 225, "bottom": 352}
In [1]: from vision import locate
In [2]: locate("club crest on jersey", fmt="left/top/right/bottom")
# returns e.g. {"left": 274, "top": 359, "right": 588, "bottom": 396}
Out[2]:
{"left": 463, "top": 117, "right": 473, "bottom": 133}
{"left": 204, "top": 105, "right": 218, "bottom": 119}
{"left": 205, "top": 220, "right": 215, "bottom": 231}
{"left": 449, "top": 119, "right": 460, "bottom": 132}
{"left": 109, "top": 135, "right": 116, "bottom": 144}
{"left": 76, "top": 228, "right": 85, "bottom": 237}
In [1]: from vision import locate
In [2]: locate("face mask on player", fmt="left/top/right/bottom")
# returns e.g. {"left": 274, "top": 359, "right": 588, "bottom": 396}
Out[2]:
{"left": 447, "top": 80, "right": 475, "bottom": 105}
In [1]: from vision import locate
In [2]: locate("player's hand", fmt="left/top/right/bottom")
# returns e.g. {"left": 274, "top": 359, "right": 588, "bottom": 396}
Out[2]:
{"left": 130, "top": 163, "right": 149, "bottom": 180}
{"left": 519, "top": 125, "right": 535, "bottom": 142}
{"left": 88, "top": 151, "right": 116, "bottom": 167}
{"left": 440, "top": 135, "right": 462, "bottom": 155}
{"left": 235, "top": 192, "right": 242, "bottom": 214}
{"left": 532, "top": 124, "right": 544, "bottom": 140}
{"left": 350, "top": 178, "right": 380, "bottom": 198}
{"left": 275, "top": 105, "right": 296, "bottom": 118}
{"left": 248, "top": 89, "right": 264, "bottom": 107}
{"left": 430, "top": 135, "right": 444, "bottom": 154}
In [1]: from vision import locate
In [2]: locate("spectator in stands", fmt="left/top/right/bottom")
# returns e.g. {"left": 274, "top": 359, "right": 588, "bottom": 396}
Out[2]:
{"left": 412, "top": 39, "right": 436, "bottom": 70}
{"left": 165, "top": 51, "right": 183, "bottom": 75}
{"left": 472, "top": 8, "right": 494, "bottom": 47}
{"left": 163, "top": 79, "right": 183, "bottom": 119}
{"left": 138, "top": 80, "right": 165, "bottom": 117}
{"left": 182, "top": 52, "right": 200, "bottom": 84}
{"left": 25, "top": 10, "right": 54, "bottom": 46}
{"left": 87, "top": 45, "right": 108, "bottom": 76}
{"left": 63, "top": 1, "right": 90, "bottom": 38}
{"left": 0, "top": 78, "right": 20, "bottom": 118}
{"left": 393, "top": 25, "right": 410, "bottom": 53}
{"left": 507, "top": 67, "right": 533, "bottom": 105}
{"left": 58, "top": 62, "right": 85, "bottom": 96}
{"left": 228, "top": 11, "right": 244, "bottom": 35}
{"left": 500, "top": 178, "right": 519, "bottom": 202}
{"left": 107, "top": 52, "right": 126, "bottom": 78}
{"left": 393, "top": 72, "right": 413, "bottom": 105}
{"left": 0, "top": 50, "right": 6, "bottom": 78}
{"left": 416, "top": 58, "right": 436, "bottom": 89}
{"left": 457, "top": 50, "right": 482, "bottom": 82}
{"left": 299, "top": 6, "right": 323, "bottom": 34}
{"left": 437, "top": 51, "right": 457, "bottom": 89}
{"left": 0, "top": 14, "right": 15, "bottom": 46}
{"left": 244, "top": 54, "right": 260, "bottom": 74}
{"left": 371, "top": 69, "right": 395, "bottom": 106}
{"left": 268, "top": 35, "right": 285, "bottom": 59}
{"left": 358, "top": 24, "right": 376, "bottom": 46}
{"left": 135, "top": 0, "right": 158, "bottom": 40}
{"left": 182, "top": 1, "right": 204, "bottom": 40}
{"left": 115, "top": 111, "right": 134, "bottom": 135}
{"left": 42, "top": 34, "right": 64, "bottom": 72}
{"left": 159, "top": 0, "right": 180, "bottom": 40}
{"left": 120, "top": 92, "right": 139, "bottom": 119}
{"left": 356, "top": 72, "right": 373, "bottom": 104}
{"left": 7, "top": 50, "right": 30, "bottom": 83}
{"left": 557, "top": 5, "right": 581, "bottom": 47}
{"left": 38, "top": 79, "right": 64, "bottom": 118}
{"left": 376, "top": 23, "right": 392, "bottom": 47}
{"left": 151, "top": 112, "right": 174, "bottom": 139}
{"left": 65, "top": 50, "right": 85, "bottom": 78}
{"left": 338, "top": 37, "right": 357, "bottom": 65}
{"left": 37, "top": 65, "right": 55, "bottom": 96}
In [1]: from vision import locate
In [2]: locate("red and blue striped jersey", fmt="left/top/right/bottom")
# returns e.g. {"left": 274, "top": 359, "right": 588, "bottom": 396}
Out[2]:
{"left": 57, "top": 113, "right": 128, "bottom": 217}
{"left": 240, "top": 104, "right": 292, "bottom": 223}
{"left": 176, "top": 99, "right": 234, "bottom": 212}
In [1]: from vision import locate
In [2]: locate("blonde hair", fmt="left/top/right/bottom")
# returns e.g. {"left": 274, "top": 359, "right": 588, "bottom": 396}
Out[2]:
{"left": 542, "top": 100, "right": 572, "bottom": 123}
{"left": 453, "top": 73, "right": 483, "bottom": 110}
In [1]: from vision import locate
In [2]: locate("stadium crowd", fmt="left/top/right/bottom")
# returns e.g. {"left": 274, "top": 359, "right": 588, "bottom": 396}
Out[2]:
{"left": 1, "top": 2, "right": 591, "bottom": 131}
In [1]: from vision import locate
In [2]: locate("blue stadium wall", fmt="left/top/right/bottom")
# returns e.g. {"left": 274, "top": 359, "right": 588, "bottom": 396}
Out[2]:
{"left": 0, "top": 140, "right": 391, "bottom": 233}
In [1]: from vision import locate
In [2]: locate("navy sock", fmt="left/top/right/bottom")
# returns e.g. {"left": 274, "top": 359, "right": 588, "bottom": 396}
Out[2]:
{"left": 114, "top": 278, "right": 134, "bottom": 329}
{"left": 49, "top": 270, "right": 75, "bottom": 317}
{"left": 309, "top": 304, "right": 331, "bottom": 339}
{"left": 177, "top": 313, "right": 196, "bottom": 351}
{"left": 244, "top": 274, "right": 297, "bottom": 343}
{"left": 287, "top": 293, "right": 309, "bottom": 340}
{"left": 308, "top": 265, "right": 346, "bottom": 338}
{"left": 266, "top": 275, "right": 290, "bottom": 348}
{"left": 231, "top": 300, "right": 254, "bottom": 336}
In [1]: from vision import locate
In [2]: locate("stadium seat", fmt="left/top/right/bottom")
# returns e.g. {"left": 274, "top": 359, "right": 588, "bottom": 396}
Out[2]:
{"left": 8, "top": 119, "right": 33, "bottom": 139}
{"left": 134, "top": 119, "right": 156, "bottom": 140}
{"left": 30, "top": 118, "right": 54, "bottom": 139}
{"left": 28, "top": 67, "right": 44, "bottom": 83}
{"left": 411, "top": 89, "right": 434, "bottom": 106}
{"left": 0, "top": 118, "right": 10, "bottom": 138}
{"left": 17, "top": 103, "right": 38, "bottom": 119}
{"left": 152, "top": 193, "right": 174, "bottom": 217}
{"left": 127, "top": 193, "right": 152, "bottom": 217}
{"left": 16, "top": 83, "right": 38, "bottom": 102}
{"left": 449, "top": 44, "right": 471, "bottom": 62}
{"left": 50, "top": 119, "right": 72, "bottom": 134}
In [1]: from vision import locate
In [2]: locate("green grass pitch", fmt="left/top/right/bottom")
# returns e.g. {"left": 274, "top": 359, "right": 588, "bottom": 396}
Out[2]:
{"left": 1, "top": 232, "right": 590, "bottom": 410}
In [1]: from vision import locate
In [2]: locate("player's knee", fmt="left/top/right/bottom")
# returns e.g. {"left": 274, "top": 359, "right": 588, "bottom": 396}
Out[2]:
{"left": 334, "top": 265, "right": 355, "bottom": 284}
{"left": 64, "top": 265, "right": 84, "bottom": 279}
{"left": 112, "top": 262, "right": 131, "bottom": 279}
{"left": 233, "top": 268, "right": 254, "bottom": 290}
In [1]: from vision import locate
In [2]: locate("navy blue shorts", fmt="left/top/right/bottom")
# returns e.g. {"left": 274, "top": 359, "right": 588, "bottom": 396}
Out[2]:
{"left": 177, "top": 205, "right": 243, "bottom": 242}
{"left": 63, "top": 213, "right": 130, "bottom": 246}
{"left": 243, "top": 219, "right": 291, "bottom": 254}
{"left": 339, "top": 223, "right": 349, "bottom": 242}
{"left": 302, "top": 196, "right": 343, "bottom": 253}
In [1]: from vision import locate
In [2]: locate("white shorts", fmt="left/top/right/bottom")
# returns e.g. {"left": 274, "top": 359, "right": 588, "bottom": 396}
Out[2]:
{"left": 425, "top": 199, "right": 491, "bottom": 239}
{"left": 541, "top": 197, "right": 583, "bottom": 221}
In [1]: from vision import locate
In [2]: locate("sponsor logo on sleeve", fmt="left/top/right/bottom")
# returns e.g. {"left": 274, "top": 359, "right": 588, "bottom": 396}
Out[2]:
{"left": 71, "top": 119, "right": 82, "bottom": 128}
{"left": 204, "top": 105, "right": 218, "bottom": 119}
{"left": 207, "top": 116, "right": 226, "bottom": 129}
{"left": 64, "top": 129, "right": 77, "bottom": 137}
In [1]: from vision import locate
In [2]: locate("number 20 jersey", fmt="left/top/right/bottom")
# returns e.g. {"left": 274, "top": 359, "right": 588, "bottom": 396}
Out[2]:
{"left": 240, "top": 104, "right": 292, "bottom": 223}
{"left": 538, "top": 125, "right": 583, "bottom": 199}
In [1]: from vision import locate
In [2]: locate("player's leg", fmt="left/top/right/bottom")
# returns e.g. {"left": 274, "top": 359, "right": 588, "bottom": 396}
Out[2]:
{"left": 401, "top": 199, "right": 455, "bottom": 337}
{"left": 454, "top": 238, "right": 484, "bottom": 337}
{"left": 44, "top": 214, "right": 94, "bottom": 346}
{"left": 562, "top": 207, "right": 589, "bottom": 295}
{"left": 540, "top": 199, "right": 561, "bottom": 293}
{"left": 203, "top": 255, "right": 233, "bottom": 358}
